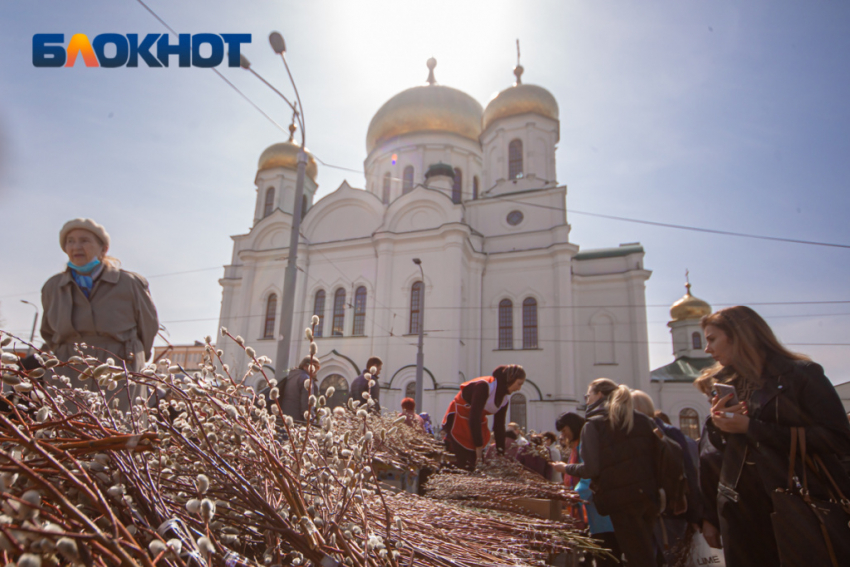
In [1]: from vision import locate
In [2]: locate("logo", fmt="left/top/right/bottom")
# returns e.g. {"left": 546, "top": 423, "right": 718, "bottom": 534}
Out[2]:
{"left": 33, "top": 33, "right": 251, "bottom": 68}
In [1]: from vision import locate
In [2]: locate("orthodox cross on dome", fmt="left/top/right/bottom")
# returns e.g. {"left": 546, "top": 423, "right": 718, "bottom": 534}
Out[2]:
{"left": 685, "top": 269, "right": 692, "bottom": 295}
{"left": 514, "top": 39, "right": 524, "bottom": 85}
{"left": 426, "top": 57, "right": 437, "bottom": 85}
{"left": 288, "top": 109, "right": 298, "bottom": 142}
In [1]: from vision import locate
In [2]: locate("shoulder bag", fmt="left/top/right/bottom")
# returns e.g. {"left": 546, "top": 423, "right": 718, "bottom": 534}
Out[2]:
{"left": 770, "top": 427, "right": 850, "bottom": 567}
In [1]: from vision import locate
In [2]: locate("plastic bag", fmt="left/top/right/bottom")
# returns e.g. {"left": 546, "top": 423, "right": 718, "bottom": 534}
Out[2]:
{"left": 687, "top": 532, "right": 725, "bottom": 567}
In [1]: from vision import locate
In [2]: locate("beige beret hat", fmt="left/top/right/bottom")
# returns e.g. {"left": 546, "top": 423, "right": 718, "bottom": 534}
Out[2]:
{"left": 59, "top": 218, "right": 110, "bottom": 251}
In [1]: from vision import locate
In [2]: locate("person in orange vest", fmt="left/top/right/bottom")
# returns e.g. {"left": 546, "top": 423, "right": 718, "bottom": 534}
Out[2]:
{"left": 441, "top": 364, "right": 526, "bottom": 470}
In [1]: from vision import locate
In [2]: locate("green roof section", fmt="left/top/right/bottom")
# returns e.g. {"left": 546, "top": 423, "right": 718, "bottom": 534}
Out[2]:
{"left": 650, "top": 356, "right": 715, "bottom": 383}
{"left": 573, "top": 243, "right": 644, "bottom": 261}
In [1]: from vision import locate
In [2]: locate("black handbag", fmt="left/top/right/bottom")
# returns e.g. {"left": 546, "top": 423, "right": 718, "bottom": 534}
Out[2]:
{"left": 770, "top": 427, "right": 850, "bottom": 567}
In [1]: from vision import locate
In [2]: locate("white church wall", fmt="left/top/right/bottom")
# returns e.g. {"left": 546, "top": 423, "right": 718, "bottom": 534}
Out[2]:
{"left": 572, "top": 267, "right": 651, "bottom": 394}
{"left": 364, "top": 132, "right": 483, "bottom": 202}
{"left": 301, "top": 182, "right": 384, "bottom": 243}
{"left": 650, "top": 381, "right": 711, "bottom": 435}
{"left": 478, "top": 247, "right": 570, "bottom": 433}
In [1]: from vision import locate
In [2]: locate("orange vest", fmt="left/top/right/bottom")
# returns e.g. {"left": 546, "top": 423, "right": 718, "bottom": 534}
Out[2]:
{"left": 442, "top": 376, "right": 508, "bottom": 451}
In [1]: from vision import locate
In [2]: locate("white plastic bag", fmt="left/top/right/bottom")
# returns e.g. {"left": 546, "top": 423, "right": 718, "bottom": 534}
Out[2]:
{"left": 687, "top": 532, "right": 725, "bottom": 567}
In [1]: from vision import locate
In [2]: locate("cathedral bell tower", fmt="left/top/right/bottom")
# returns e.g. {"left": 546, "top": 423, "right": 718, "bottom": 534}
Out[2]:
{"left": 668, "top": 275, "right": 712, "bottom": 359}
{"left": 253, "top": 122, "right": 319, "bottom": 225}
{"left": 480, "top": 46, "right": 560, "bottom": 196}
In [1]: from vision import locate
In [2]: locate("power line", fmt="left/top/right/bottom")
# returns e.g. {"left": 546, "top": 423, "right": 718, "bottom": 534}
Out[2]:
{"left": 0, "top": 265, "right": 224, "bottom": 299}
{"left": 284, "top": 300, "right": 850, "bottom": 312}
{"left": 475, "top": 191, "right": 850, "bottom": 250}
{"left": 158, "top": 310, "right": 850, "bottom": 326}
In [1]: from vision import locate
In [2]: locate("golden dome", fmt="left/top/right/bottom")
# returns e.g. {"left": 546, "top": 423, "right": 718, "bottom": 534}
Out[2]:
{"left": 366, "top": 59, "right": 483, "bottom": 154}
{"left": 257, "top": 140, "right": 318, "bottom": 181}
{"left": 670, "top": 283, "right": 712, "bottom": 322}
{"left": 482, "top": 66, "right": 559, "bottom": 133}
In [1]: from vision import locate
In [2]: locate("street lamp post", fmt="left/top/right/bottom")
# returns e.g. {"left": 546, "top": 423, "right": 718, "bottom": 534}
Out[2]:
{"left": 240, "top": 32, "right": 307, "bottom": 381}
{"left": 412, "top": 259, "right": 425, "bottom": 412}
{"left": 20, "top": 300, "right": 38, "bottom": 356}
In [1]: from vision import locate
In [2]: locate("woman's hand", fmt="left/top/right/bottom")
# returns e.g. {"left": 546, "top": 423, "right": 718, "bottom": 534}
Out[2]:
{"left": 702, "top": 520, "right": 722, "bottom": 549}
{"left": 710, "top": 393, "right": 749, "bottom": 434}
{"left": 551, "top": 461, "right": 567, "bottom": 474}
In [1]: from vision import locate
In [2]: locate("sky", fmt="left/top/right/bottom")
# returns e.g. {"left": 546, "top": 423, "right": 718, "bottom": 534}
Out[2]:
{"left": 1, "top": 1, "right": 849, "bottom": 384}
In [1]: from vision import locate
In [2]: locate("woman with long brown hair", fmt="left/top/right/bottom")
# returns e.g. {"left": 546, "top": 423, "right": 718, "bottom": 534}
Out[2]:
{"left": 441, "top": 364, "right": 526, "bottom": 470}
{"left": 700, "top": 306, "right": 850, "bottom": 567}
{"left": 555, "top": 378, "right": 662, "bottom": 567}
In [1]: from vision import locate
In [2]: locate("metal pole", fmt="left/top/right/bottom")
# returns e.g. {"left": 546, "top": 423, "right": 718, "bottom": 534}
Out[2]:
{"left": 21, "top": 300, "right": 38, "bottom": 356}
{"left": 264, "top": 33, "right": 308, "bottom": 383}
{"left": 274, "top": 150, "right": 307, "bottom": 381}
{"left": 413, "top": 259, "right": 425, "bottom": 413}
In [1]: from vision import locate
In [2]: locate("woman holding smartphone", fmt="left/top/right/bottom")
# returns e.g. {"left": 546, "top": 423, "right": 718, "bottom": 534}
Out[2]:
{"left": 701, "top": 306, "right": 850, "bottom": 567}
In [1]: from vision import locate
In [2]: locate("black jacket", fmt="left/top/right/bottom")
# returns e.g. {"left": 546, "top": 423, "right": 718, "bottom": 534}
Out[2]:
{"left": 279, "top": 368, "right": 318, "bottom": 422}
{"left": 564, "top": 399, "right": 662, "bottom": 516}
{"left": 350, "top": 373, "right": 381, "bottom": 414}
{"left": 708, "top": 356, "right": 850, "bottom": 502}
{"left": 698, "top": 418, "right": 723, "bottom": 529}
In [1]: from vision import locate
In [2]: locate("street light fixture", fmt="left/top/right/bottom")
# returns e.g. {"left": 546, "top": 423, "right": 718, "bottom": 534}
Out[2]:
{"left": 240, "top": 31, "right": 308, "bottom": 380}
{"left": 412, "top": 259, "right": 425, "bottom": 413}
{"left": 20, "top": 300, "right": 38, "bottom": 356}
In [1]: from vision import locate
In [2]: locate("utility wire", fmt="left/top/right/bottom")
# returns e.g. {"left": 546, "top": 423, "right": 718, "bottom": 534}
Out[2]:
{"left": 159, "top": 310, "right": 850, "bottom": 325}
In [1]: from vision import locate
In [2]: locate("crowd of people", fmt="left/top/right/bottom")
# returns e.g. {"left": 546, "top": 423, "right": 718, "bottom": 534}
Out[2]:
{"left": 452, "top": 307, "right": 850, "bottom": 567}
{"left": 8, "top": 217, "right": 850, "bottom": 567}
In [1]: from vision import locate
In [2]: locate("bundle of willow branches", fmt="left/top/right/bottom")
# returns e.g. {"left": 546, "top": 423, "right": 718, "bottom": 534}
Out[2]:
{"left": 425, "top": 469, "right": 580, "bottom": 505}
{"left": 332, "top": 411, "right": 447, "bottom": 473}
{"left": 0, "top": 327, "right": 603, "bottom": 567}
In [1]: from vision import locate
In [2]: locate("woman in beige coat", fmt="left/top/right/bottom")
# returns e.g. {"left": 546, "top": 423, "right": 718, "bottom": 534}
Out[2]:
{"left": 41, "top": 219, "right": 159, "bottom": 392}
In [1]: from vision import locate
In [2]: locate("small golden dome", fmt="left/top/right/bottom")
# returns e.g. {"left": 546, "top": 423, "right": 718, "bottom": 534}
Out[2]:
{"left": 670, "top": 283, "right": 712, "bottom": 322}
{"left": 366, "top": 59, "right": 483, "bottom": 154}
{"left": 257, "top": 140, "right": 318, "bottom": 181}
{"left": 482, "top": 66, "right": 559, "bottom": 133}
{"left": 483, "top": 84, "right": 559, "bottom": 132}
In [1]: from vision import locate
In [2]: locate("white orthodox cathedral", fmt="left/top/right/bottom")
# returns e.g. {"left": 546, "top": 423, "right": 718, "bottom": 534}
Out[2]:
{"left": 216, "top": 59, "right": 708, "bottom": 435}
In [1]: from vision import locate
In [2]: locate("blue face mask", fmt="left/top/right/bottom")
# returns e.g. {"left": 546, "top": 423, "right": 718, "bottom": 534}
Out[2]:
{"left": 67, "top": 258, "right": 101, "bottom": 273}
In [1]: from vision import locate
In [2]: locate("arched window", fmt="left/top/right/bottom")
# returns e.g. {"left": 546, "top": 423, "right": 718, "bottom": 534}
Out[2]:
{"left": 472, "top": 176, "right": 479, "bottom": 200}
{"left": 301, "top": 194, "right": 308, "bottom": 220}
{"left": 402, "top": 166, "right": 414, "bottom": 194}
{"left": 508, "top": 139, "right": 523, "bottom": 180}
{"left": 679, "top": 408, "right": 700, "bottom": 440}
{"left": 313, "top": 290, "right": 326, "bottom": 338}
{"left": 409, "top": 281, "right": 423, "bottom": 334}
{"left": 263, "top": 187, "right": 275, "bottom": 218}
{"left": 592, "top": 314, "right": 615, "bottom": 364}
{"left": 692, "top": 332, "right": 702, "bottom": 350}
{"left": 320, "top": 374, "right": 349, "bottom": 410}
{"left": 452, "top": 168, "right": 462, "bottom": 204}
{"left": 510, "top": 393, "right": 527, "bottom": 431}
{"left": 352, "top": 286, "right": 367, "bottom": 336}
{"left": 522, "top": 297, "right": 538, "bottom": 349}
{"left": 382, "top": 172, "right": 391, "bottom": 204}
{"left": 499, "top": 299, "right": 513, "bottom": 350}
{"left": 405, "top": 381, "right": 416, "bottom": 400}
{"left": 332, "top": 289, "right": 346, "bottom": 336}
{"left": 263, "top": 294, "right": 277, "bottom": 339}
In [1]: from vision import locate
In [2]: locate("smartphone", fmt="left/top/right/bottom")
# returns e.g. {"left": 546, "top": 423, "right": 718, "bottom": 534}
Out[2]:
{"left": 714, "top": 383, "right": 739, "bottom": 407}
